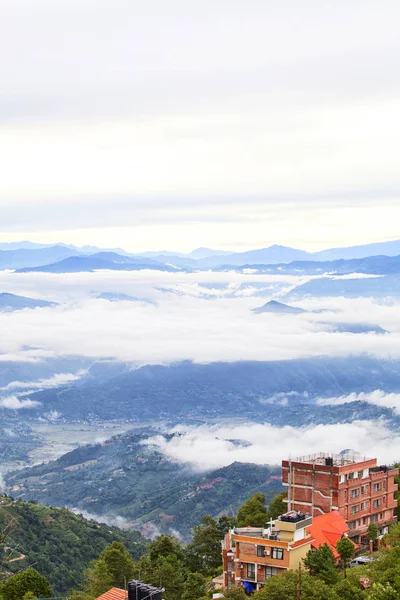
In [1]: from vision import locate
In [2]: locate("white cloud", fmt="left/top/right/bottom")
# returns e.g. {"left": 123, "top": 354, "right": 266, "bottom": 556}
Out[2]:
{"left": 144, "top": 420, "right": 400, "bottom": 471}
{"left": 0, "top": 271, "right": 399, "bottom": 366}
{"left": 0, "top": 370, "right": 87, "bottom": 392}
{"left": 317, "top": 390, "right": 400, "bottom": 415}
{"left": 0, "top": 395, "right": 40, "bottom": 410}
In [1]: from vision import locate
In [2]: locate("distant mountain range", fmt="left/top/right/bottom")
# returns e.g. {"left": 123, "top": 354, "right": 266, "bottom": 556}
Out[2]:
{"left": 12, "top": 357, "right": 400, "bottom": 423}
{"left": 0, "top": 292, "right": 56, "bottom": 311}
{"left": 2, "top": 239, "right": 400, "bottom": 271}
{"left": 16, "top": 252, "right": 179, "bottom": 273}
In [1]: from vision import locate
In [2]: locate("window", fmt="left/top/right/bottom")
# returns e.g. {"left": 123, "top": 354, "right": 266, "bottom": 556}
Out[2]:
{"left": 383, "top": 480, "right": 386, "bottom": 489}
{"left": 351, "top": 505, "right": 360, "bottom": 515}
{"left": 357, "top": 519, "right": 361, "bottom": 526}
{"left": 373, "top": 499, "right": 381, "bottom": 509}
{"left": 271, "top": 548, "right": 284, "bottom": 560}
{"left": 349, "top": 521, "right": 357, "bottom": 530}
{"left": 362, "top": 517, "right": 367, "bottom": 525}
{"left": 370, "top": 514, "right": 379, "bottom": 523}
{"left": 246, "top": 564, "right": 255, "bottom": 579}
{"left": 340, "top": 475, "right": 345, "bottom": 483}
{"left": 361, "top": 486, "right": 365, "bottom": 495}
{"left": 373, "top": 483, "right": 382, "bottom": 492}
{"left": 351, "top": 489, "right": 360, "bottom": 499}
{"left": 257, "top": 545, "right": 265, "bottom": 557}
{"left": 344, "top": 490, "right": 347, "bottom": 499}
{"left": 358, "top": 471, "right": 363, "bottom": 479}
{"left": 265, "top": 567, "right": 278, "bottom": 579}
{"left": 361, "top": 502, "right": 364, "bottom": 510}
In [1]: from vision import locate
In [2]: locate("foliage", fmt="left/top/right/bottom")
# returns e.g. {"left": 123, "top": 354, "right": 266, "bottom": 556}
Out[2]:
{"left": 99, "top": 541, "right": 136, "bottom": 588}
{"left": 368, "top": 523, "right": 379, "bottom": 541}
{"left": 185, "top": 515, "right": 223, "bottom": 575}
{"left": 1, "top": 569, "right": 51, "bottom": 600}
{"left": 303, "top": 543, "right": 338, "bottom": 584}
{"left": 237, "top": 493, "right": 268, "bottom": 527}
{"left": 148, "top": 535, "right": 184, "bottom": 564}
{"left": 222, "top": 587, "right": 248, "bottom": 600}
{"left": 336, "top": 537, "right": 355, "bottom": 578}
{"left": 84, "top": 558, "right": 113, "bottom": 598}
{"left": 254, "top": 569, "right": 339, "bottom": 600}
{"left": 181, "top": 573, "right": 206, "bottom": 600}
{"left": 266, "top": 492, "right": 287, "bottom": 520}
{"left": 0, "top": 497, "right": 146, "bottom": 595}
{"left": 369, "top": 582, "right": 398, "bottom": 600}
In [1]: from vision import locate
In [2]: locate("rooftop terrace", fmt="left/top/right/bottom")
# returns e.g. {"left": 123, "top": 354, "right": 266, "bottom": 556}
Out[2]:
{"left": 290, "top": 452, "right": 372, "bottom": 467}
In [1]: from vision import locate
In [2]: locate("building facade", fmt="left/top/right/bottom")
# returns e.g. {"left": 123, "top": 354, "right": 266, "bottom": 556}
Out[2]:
{"left": 222, "top": 511, "right": 313, "bottom": 590}
{"left": 282, "top": 453, "right": 398, "bottom": 543}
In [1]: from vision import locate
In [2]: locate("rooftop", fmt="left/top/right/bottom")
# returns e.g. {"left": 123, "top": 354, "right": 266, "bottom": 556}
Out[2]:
{"left": 95, "top": 588, "right": 127, "bottom": 600}
{"left": 289, "top": 452, "right": 372, "bottom": 467}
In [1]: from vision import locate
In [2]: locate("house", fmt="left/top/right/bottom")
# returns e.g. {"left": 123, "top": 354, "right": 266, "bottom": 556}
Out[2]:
{"left": 307, "top": 510, "right": 358, "bottom": 561}
{"left": 222, "top": 511, "right": 314, "bottom": 590}
{"left": 282, "top": 453, "right": 398, "bottom": 544}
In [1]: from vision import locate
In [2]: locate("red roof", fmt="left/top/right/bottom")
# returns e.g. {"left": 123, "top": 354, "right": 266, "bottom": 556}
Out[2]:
{"left": 307, "top": 511, "right": 358, "bottom": 560}
{"left": 95, "top": 588, "right": 127, "bottom": 600}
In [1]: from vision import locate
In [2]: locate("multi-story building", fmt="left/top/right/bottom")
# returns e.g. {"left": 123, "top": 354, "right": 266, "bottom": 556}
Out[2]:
{"left": 222, "top": 511, "right": 313, "bottom": 591}
{"left": 282, "top": 453, "right": 398, "bottom": 544}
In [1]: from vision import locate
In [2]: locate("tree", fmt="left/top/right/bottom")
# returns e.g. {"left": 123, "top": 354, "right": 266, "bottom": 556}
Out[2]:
{"left": 99, "top": 541, "right": 135, "bottom": 588}
{"left": 266, "top": 492, "right": 287, "bottom": 520}
{"left": 237, "top": 493, "right": 268, "bottom": 528}
{"left": 368, "top": 523, "right": 379, "bottom": 550}
{"left": 303, "top": 543, "right": 338, "bottom": 584}
{"left": 222, "top": 587, "right": 247, "bottom": 600}
{"left": 148, "top": 535, "right": 183, "bottom": 563}
{"left": 2, "top": 569, "right": 51, "bottom": 600}
{"left": 255, "top": 570, "right": 339, "bottom": 600}
{"left": 185, "top": 515, "right": 223, "bottom": 575}
{"left": 142, "top": 556, "right": 184, "bottom": 600}
{"left": 217, "top": 515, "right": 237, "bottom": 537}
{"left": 182, "top": 573, "right": 206, "bottom": 600}
{"left": 336, "top": 537, "right": 355, "bottom": 578}
{"left": 84, "top": 558, "right": 113, "bottom": 598}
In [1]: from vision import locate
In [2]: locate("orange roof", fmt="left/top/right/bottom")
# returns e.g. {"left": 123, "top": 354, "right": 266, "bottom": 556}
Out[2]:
{"left": 307, "top": 511, "right": 358, "bottom": 560}
{"left": 95, "top": 588, "right": 127, "bottom": 600}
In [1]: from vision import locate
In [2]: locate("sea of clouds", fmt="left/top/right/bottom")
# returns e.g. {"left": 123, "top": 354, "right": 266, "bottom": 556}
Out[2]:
{"left": 0, "top": 270, "right": 400, "bottom": 367}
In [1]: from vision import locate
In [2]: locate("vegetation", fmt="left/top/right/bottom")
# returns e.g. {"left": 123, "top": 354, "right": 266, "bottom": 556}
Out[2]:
{"left": 336, "top": 537, "right": 355, "bottom": 578}
{"left": 5, "top": 433, "right": 282, "bottom": 538}
{"left": 0, "top": 569, "right": 51, "bottom": 600}
{"left": 0, "top": 497, "right": 146, "bottom": 595}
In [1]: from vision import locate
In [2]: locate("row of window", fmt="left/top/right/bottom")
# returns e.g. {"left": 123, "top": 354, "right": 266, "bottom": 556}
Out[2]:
{"left": 256, "top": 546, "right": 284, "bottom": 560}
{"left": 340, "top": 469, "right": 369, "bottom": 483}
{"left": 348, "top": 511, "right": 386, "bottom": 529}
{"left": 348, "top": 497, "right": 385, "bottom": 515}
{"left": 345, "top": 482, "right": 384, "bottom": 499}
{"left": 246, "top": 564, "right": 278, "bottom": 579}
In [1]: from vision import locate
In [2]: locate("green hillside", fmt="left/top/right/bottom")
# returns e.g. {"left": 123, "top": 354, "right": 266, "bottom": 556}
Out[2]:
{"left": 0, "top": 496, "right": 146, "bottom": 595}
{"left": 5, "top": 430, "right": 283, "bottom": 538}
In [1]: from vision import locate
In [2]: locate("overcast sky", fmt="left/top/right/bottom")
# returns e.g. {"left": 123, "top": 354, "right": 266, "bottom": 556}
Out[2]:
{"left": 1, "top": 0, "right": 399, "bottom": 252}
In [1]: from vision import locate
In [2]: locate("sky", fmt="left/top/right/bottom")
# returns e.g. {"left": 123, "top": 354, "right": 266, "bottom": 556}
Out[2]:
{"left": 1, "top": 0, "right": 400, "bottom": 252}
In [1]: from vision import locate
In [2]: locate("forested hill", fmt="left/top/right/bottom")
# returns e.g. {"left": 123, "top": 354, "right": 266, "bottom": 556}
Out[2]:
{"left": 0, "top": 496, "right": 147, "bottom": 595}
{"left": 5, "top": 431, "right": 283, "bottom": 538}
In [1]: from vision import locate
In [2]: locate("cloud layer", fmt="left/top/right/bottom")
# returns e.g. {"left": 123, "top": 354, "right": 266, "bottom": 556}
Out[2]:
{"left": 146, "top": 419, "right": 400, "bottom": 471}
{"left": 1, "top": 271, "right": 400, "bottom": 366}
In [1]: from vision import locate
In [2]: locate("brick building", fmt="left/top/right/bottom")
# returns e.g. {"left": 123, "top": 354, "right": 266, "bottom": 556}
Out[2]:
{"left": 282, "top": 453, "right": 398, "bottom": 544}
{"left": 222, "top": 511, "right": 313, "bottom": 590}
